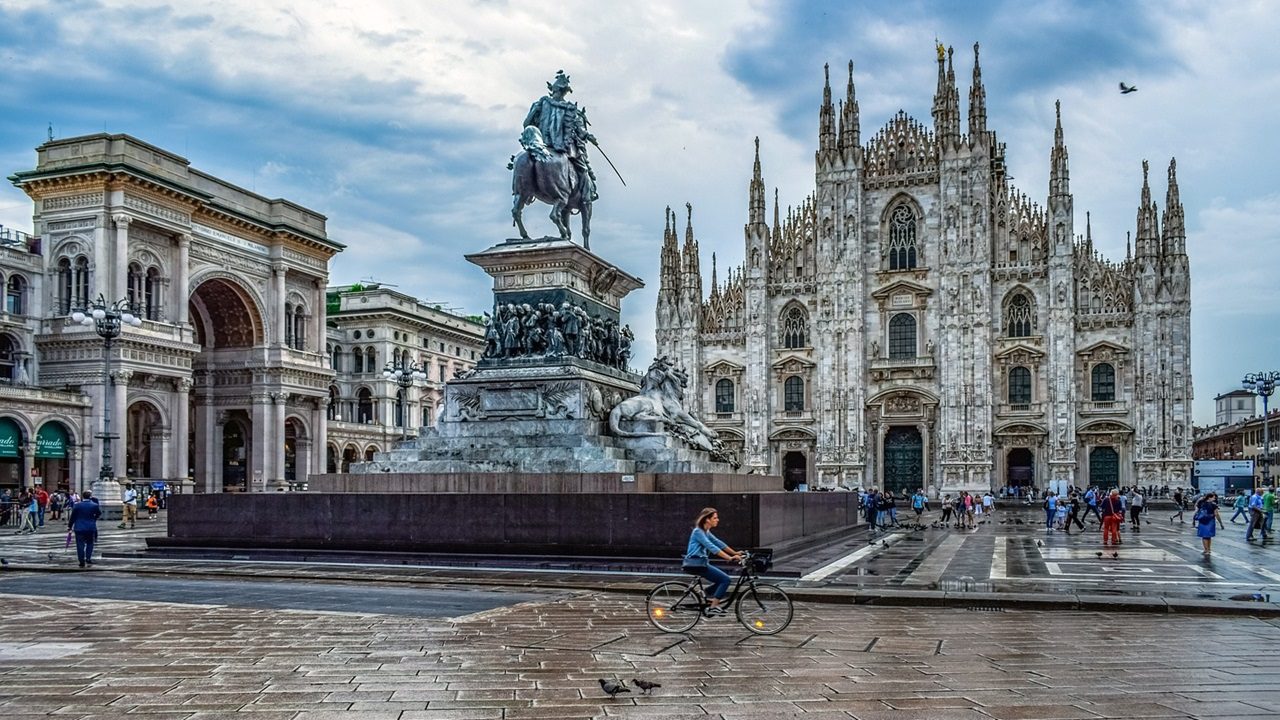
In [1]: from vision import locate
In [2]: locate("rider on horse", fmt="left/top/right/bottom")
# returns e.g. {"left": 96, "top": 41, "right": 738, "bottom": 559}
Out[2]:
{"left": 522, "top": 70, "right": 598, "bottom": 202}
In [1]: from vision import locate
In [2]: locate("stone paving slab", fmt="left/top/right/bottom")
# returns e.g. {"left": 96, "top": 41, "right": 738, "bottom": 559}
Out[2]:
{"left": 4, "top": 587, "right": 1274, "bottom": 719}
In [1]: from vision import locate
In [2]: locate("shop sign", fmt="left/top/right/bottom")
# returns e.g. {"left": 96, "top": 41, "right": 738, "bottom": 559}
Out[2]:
{"left": 0, "top": 419, "right": 20, "bottom": 458}
{"left": 35, "top": 423, "right": 68, "bottom": 459}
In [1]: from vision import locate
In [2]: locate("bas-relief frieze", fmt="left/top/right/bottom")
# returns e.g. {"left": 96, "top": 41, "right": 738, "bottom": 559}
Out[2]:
{"left": 189, "top": 243, "right": 271, "bottom": 278}
{"left": 283, "top": 247, "right": 327, "bottom": 272}
{"left": 46, "top": 218, "right": 97, "bottom": 233}
{"left": 43, "top": 193, "right": 105, "bottom": 211}
{"left": 124, "top": 194, "right": 191, "bottom": 226}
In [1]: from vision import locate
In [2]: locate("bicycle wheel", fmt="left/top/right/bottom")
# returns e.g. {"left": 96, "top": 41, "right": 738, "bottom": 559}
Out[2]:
{"left": 735, "top": 582, "right": 793, "bottom": 635}
{"left": 646, "top": 581, "right": 703, "bottom": 633}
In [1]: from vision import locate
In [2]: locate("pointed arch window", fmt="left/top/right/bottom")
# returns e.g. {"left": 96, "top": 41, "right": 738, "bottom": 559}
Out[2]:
{"left": 715, "top": 378, "right": 735, "bottom": 413}
{"left": 1003, "top": 291, "right": 1035, "bottom": 337}
{"left": 888, "top": 204, "right": 918, "bottom": 270}
{"left": 781, "top": 305, "right": 808, "bottom": 349}
{"left": 784, "top": 376, "right": 805, "bottom": 412}
{"left": 1008, "top": 366, "right": 1032, "bottom": 405}
{"left": 888, "top": 313, "right": 917, "bottom": 360}
{"left": 1091, "top": 363, "right": 1116, "bottom": 402}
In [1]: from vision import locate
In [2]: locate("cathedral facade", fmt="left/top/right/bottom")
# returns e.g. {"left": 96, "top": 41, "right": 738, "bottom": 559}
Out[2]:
{"left": 656, "top": 46, "right": 1193, "bottom": 496}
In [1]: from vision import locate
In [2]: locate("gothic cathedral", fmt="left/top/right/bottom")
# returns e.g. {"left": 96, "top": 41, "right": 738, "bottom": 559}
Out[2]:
{"left": 655, "top": 45, "right": 1193, "bottom": 496}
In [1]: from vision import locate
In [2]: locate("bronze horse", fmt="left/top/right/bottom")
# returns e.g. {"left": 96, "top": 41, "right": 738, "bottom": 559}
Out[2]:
{"left": 511, "top": 127, "right": 593, "bottom": 249}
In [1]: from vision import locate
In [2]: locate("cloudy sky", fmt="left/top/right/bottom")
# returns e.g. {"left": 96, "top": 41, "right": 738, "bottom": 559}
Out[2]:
{"left": 1, "top": 0, "right": 1276, "bottom": 424}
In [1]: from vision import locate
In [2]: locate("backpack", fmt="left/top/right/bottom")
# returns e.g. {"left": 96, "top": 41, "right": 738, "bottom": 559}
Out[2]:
{"left": 1043, "top": 498, "right": 1050, "bottom": 510}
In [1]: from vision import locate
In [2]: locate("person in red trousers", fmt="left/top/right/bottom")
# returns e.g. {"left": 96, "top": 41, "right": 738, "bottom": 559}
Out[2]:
{"left": 1100, "top": 488, "right": 1124, "bottom": 546}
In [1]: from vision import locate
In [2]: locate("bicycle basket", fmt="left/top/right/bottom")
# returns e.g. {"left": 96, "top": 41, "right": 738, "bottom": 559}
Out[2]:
{"left": 748, "top": 548, "right": 773, "bottom": 572}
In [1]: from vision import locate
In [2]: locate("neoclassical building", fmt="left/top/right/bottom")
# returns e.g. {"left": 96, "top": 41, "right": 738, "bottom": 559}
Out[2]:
{"left": 324, "top": 283, "right": 484, "bottom": 474}
{"left": 656, "top": 46, "right": 1193, "bottom": 495}
{"left": 7, "top": 133, "right": 342, "bottom": 494}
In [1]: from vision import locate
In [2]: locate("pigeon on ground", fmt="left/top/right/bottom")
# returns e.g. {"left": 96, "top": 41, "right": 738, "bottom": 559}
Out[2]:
{"left": 0, "top": 558, "right": 8, "bottom": 568}
{"left": 1035, "top": 540, "right": 1043, "bottom": 547}
{"left": 599, "top": 679, "right": 630, "bottom": 698}
{"left": 1111, "top": 552, "right": 1119, "bottom": 559}
{"left": 1095, "top": 551, "right": 1104, "bottom": 558}
{"left": 1119, "top": 82, "right": 1137, "bottom": 94}
{"left": 632, "top": 679, "right": 661, "bottom": 695}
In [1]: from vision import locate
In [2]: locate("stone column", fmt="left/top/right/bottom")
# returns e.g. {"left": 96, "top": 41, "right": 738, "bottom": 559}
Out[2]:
{"left": 69, "top": 445, "right": 83, "bottom": 496}
{"left": 314, "top": 400, "right": 328, "bottom": 483}
{"left": 176, "top": 234, "right": 191, "bottom": 326}
{"left": 20, "top": 442, "right": 34, "bottom": 491}
{"left": 270, "top": 392, "right": 287, "bottom": 489}
{"left": 294, "top": 438, "right": 310, "bottom": 489}
{"left": 112, "top": 214, "right": 131, "bottom": 303}
{"left": 92, "top": 214, "right": 109, "bottom": 300}
{"left": 174, "top": 378, "right": 192, "bottom": 492}
{"left": 272, "top": 263, "right": 286, "bottom": 346}
{"left": 111, "top": 369, "right": 132, "bottom": 482}
{"left": 251, "top": 394, "right": 271, "bottom": 492}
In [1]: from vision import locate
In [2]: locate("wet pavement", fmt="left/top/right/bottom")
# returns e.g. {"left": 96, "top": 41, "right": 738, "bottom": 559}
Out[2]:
{"left": 0, "top": 580, "right": 1277, "bottom": 719}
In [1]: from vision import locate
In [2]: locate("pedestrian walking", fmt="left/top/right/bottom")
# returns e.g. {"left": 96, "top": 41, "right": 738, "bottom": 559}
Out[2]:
{"left": 963, "top": 492, "right": 976, "bottom": 529}
{"left": 35, "top": 486, "right": 49, "bottom": 527}
{"left": 1170, "top": 489, "right": 1186, "bottom": 524}
{"left": 911, "top": 488, "right": 928, "bottom": 523}
{"left": 1084, "top": 487, "right": 1102, "bottom": 524}
{"left": 118, "top": 483, "right": 138, "bottom": 529}
{"left": 16, "top": 490, "right": 37, "bottom": 534}
{"left": 1246, "top": 487, "right": 1269, "bottom": 542}
{"left": 67, "top": 490, "right": 103, "bottom": 568}
{"left": 1195, "top": 492, "right": 1222, "bottom": 555}
{"left": 1043, "top": 491, "right": 1057, "bottom": 530}
{"left": 1229, "top": 490, "right": 1249, "bottom": 523}
{"left": 1264, "top": 486, "right": 1276, "bottom": 535}
{"left": 883, "top": 490, "right": 900, "bottom": 528}
{"left": 939, "top": 494, "right": 953, "bottom": 526}
{"left": 145, "top": 493, "right": 159, "bottom": 520}
{"left": 1129, "top": 489, "right": 1145, "bottom": 533}
{"left": 863, "top": 488, "right": 880, "bottom": 534}
{"left": 982, "top": 492, "right": 994, "bottom": 520}
{"left": 1100, "top": 489, "right": 1124, "bottom": 546}
{"left": 1063, "top": 493, "right": 1086, "bottom": 534}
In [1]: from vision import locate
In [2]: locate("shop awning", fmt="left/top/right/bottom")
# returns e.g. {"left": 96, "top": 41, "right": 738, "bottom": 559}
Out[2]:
{"left": 35, "top": 422, "right": 68, "bottom": 459}
{"left": 0, "top": 418, "right": 20, "bottom": 458}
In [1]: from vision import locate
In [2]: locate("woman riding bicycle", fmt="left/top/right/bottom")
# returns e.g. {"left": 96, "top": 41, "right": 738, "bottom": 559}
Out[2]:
{"left": 682, "top": 507, "right": 743, "bottom": 613}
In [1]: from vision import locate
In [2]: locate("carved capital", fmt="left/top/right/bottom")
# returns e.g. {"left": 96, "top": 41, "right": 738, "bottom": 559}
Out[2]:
{"left": 111, "top": 369, "right": 134, "bottom": 385}
{"left": 112, "top": 214, "right": 132, "bottom": 229}
{"left": 177, "top": 233, "right": 192, "bottom": 246}
{"left": 175, "top": 377, "right": 194, "bottom": 393}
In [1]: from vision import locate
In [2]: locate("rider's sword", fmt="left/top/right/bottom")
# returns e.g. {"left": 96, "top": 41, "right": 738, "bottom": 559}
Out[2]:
{"left": 589, "top": 138, "right": 627, "bottom": 187}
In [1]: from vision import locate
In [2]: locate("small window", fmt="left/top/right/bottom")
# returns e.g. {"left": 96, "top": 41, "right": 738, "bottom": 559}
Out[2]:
{"left": 715, "top": 379, "right": 735, "bottom": 413}
{"left": 784, "top": 376, "right": 804, "bottom": 412}
{"left": 1091, "top": 363, "right": 1116, "bottom": 402}
{"left": 888, "top": 313, "right": 916, "bottom": 360}
{"left": 1008, "top": 366, "right": 1032, "bottom": 405}
{"left": 353, "top": 330, "right": 362, "bottom": 340}
{"left": 5, "top": 274, "right": 26, "bottom": 315}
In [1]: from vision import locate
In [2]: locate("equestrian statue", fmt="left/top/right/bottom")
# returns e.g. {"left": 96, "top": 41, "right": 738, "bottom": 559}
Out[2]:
{"left": 511, "top": 70, "right": 622, "bottom": 250}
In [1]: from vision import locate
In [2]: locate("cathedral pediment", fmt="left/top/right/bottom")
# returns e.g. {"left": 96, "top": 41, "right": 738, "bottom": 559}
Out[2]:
{"left": 704, "top": 359, "right": 744, "bottom": 376}
{"left": 870, "top": 279, "right": 933, "bottom": 301}
{"left": 994, "top": 344, "right": 1046, "bottom": 366}
{"left": 1077, "top": 340, "right": 1129, "bottom": 360}
{"left": 994, "top": 422, "right": 1047, "bottom": 435}
{"left": 769, "top": 426, "right": 816, "bottom": 441}
{"left": 1078, "top": 420, "right": 1134, "bottom": 434}
{"left": 771, "top": 354, "right": 816, "bottom": 373}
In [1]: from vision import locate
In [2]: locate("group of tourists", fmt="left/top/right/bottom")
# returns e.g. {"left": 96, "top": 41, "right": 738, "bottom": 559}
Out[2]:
{"left": 856, "top": 487, "right": 997, "bottom": 533}
{"left": 1039, "top": 486, "right": 1147, "bottom": 544}
{"left": 1191, "top": 486, "right": 1274, "bottom": 554}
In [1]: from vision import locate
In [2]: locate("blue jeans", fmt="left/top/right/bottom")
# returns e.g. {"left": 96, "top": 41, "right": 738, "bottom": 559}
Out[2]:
{"left": 686, "top": 563, "right": 731, "bottom": 599}
{"left": 37, "top": 507, "right": 45, "bottom": 526}
{"left": 1266, "top": 511, "right": 1274, "bottom": 533}
{"left": 74, "top": 530, "right": 96, "bottom": 565}
{"left": 1231, "top": 507, "right": 1248, "bottom": 523}
{"left": 1045, "top": 509, "right": 1055, "bottom": 528}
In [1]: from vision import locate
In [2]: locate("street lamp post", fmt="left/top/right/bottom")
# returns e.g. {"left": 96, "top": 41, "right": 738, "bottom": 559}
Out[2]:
{"left": 1242, "top": 371, "right": 1280, "bottom": 486}
{"left": 72, "top": 295, "right": 142, "bottom": 503}
{"left": 383, "top": 359, "right": 427, "bottom": 441}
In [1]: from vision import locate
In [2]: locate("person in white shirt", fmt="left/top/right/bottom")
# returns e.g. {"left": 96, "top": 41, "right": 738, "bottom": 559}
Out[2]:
{"left": 118, "top": 484, "right": 138, "bottom": 529}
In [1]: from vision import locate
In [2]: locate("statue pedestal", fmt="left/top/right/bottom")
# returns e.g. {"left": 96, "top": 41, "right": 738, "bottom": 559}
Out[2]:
{"left": 465, "top": 236, "right": 644, "bottom": 330}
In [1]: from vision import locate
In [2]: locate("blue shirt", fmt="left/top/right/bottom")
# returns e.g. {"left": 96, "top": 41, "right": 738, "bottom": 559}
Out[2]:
{"left": 68, "top": 500, "right": 101, "bottom": 533}
{"left": 1249, "top": 493, "right": 1265, "bottom": 511}
{"left": 683, "top": 527, "right": 727, "bottom": 567}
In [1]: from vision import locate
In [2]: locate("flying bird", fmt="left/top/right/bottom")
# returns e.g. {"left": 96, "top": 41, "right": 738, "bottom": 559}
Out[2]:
{"left": 598, "top": 679, "right": 630, "bottom": 698}
{"left": 1119, "top": 82, "right": 1138, "bottom": 94}
{"left": 632, "top": 679, "right": 661, "bottom": 695}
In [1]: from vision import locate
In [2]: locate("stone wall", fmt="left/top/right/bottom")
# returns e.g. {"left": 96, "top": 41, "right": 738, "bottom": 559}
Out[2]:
{"left": 306, "top": 472, "right": 781, "bottom": 494}
{"left": 159, "top": 491, "right": 861, "bottom": 557}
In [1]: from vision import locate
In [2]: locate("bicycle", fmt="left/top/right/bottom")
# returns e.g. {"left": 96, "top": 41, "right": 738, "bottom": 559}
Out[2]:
{"left": 645, "top": 549, "right": 793, "bottom": 635}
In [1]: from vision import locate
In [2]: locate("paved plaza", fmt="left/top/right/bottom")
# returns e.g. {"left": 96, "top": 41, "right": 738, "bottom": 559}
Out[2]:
{"left": 1, "top": 576, "right": 1278, "bottom": 719}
